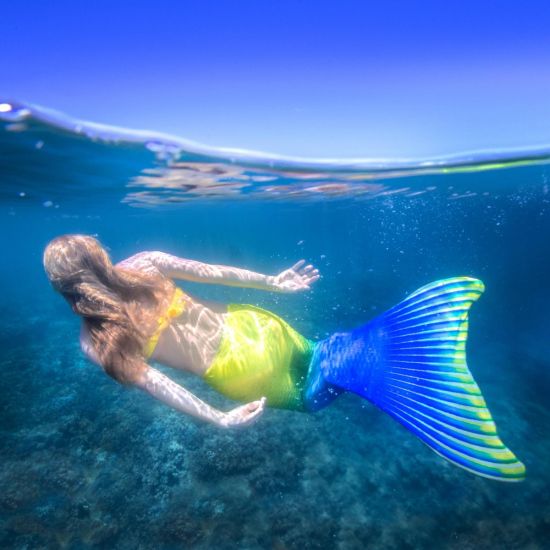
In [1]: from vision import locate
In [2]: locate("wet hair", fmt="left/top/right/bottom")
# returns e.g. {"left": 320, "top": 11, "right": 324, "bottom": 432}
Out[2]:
{"left": 43, "top": 235, "right": 174, "bottom": 384}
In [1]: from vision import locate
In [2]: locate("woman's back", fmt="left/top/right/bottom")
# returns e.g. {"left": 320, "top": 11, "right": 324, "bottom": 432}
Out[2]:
{"left": 116, "top": 253, "right": 228, "bottom": 376}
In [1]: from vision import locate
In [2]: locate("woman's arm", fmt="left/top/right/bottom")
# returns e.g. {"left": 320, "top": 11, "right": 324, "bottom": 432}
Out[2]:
{"left": 122, "top": 251, "right": 319, "bottom": 292}
{"left": 135, "top": 366, "right": 266, "bottom": 428}
{"left": 81, "top": 326, "right": 263, "bottom": 427}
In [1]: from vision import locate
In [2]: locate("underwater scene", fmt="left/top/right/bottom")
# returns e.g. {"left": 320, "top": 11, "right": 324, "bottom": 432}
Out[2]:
{"left": 1, "top": 102, "right": 549, "bottom": 549}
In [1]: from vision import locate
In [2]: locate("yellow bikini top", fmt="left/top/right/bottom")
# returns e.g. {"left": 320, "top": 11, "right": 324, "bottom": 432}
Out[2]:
{"left": 143, "top": 287, "right": 188, "bottom": 359}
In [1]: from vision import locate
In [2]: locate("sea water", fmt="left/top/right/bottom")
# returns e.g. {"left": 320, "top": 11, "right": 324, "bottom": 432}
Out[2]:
{"left": 1, "top": 102, "right": 549, "bottom": 548}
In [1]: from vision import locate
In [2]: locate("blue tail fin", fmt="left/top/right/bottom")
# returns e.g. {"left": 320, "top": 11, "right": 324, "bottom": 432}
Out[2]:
{"left": 319, "top": 277, "right": 525, "bottom": 481}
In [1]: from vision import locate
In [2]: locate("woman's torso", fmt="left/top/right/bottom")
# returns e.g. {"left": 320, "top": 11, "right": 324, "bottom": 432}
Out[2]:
{"left": 79, "top": 257, "right": 227, "bottom": 376}
{"left": 150, "top": 295, "right": 228, "bottom": 376}
{"left": 80, "top": 256, "right": 314, "bottom": 409}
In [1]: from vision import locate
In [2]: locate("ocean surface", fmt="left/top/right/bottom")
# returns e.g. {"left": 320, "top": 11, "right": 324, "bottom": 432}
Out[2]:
{"left": 1, "top": 102, "right": 549, "bottom": 549}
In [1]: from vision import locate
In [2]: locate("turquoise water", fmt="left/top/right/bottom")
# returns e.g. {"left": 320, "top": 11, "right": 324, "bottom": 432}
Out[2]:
{"left": 1, "top": 102, "right": 549, "bottom": 548}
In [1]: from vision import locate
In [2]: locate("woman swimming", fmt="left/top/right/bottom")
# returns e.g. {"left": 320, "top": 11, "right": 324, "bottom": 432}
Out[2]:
{"left": 43, "top": 234, "right": 525, "bottom": 481}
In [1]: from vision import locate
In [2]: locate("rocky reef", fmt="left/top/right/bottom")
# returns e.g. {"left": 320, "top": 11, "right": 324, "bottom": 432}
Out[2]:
{"left": 1, "top": 308, "right": 548, "bottom": 549}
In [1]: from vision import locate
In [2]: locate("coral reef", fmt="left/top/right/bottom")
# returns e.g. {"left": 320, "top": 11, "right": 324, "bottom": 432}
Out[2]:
{"left": 1, "top": 305, "right": 549, "bottom": 550}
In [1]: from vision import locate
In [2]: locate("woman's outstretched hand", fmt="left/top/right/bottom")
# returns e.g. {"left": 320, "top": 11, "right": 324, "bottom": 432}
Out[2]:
{"left": 271, "top": 260, "right": 320, "bottom": 293}
{"left": 220, "top": 397, "right": 267, "bottom": 428}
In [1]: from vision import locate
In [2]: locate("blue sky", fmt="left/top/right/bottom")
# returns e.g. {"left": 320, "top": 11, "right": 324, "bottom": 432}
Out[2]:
{"left": 3, "top": 1, "right": 550, "bottom": 157}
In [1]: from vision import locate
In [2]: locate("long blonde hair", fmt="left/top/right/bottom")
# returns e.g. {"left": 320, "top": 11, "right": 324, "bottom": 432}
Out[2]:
{"left": 44, "top": 235, "right": 174, "bottom": 384}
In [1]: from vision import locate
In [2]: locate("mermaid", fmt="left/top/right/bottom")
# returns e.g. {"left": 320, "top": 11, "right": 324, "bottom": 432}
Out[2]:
{"left": 43, "top": 234, "right": 525, "bottom": 481}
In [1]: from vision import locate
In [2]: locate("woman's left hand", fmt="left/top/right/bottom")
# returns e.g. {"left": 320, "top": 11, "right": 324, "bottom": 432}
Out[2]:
{"left": 221, "top": 397, "right": 267, "bottom": 427}
{"left": 271, "top": 260, "right": 320, "bottom": 293}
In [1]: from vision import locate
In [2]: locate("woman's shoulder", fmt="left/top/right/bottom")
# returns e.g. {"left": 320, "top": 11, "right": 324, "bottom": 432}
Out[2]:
{"left": 116, "top": 252, "right": 161, "bottom": 275}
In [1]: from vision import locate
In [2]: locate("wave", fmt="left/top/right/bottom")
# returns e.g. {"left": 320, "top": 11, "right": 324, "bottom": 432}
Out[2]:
{"left": 2, "top": 100, "right": 550, "bottom": 206}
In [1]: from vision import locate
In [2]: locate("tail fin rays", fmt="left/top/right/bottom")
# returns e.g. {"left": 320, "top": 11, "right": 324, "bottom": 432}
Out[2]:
{"left": 323, "top": 277, "right": 525, "bottom": 481}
